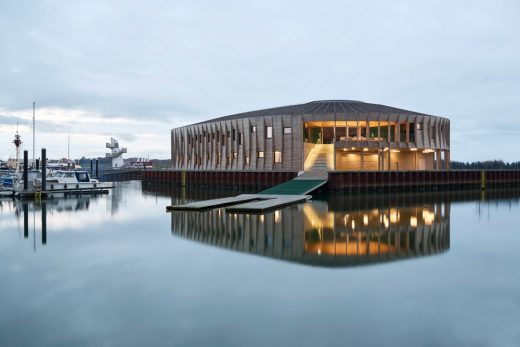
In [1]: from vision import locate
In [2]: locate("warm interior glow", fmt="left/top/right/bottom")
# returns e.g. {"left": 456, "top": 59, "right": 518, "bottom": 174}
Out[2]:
{"left": 303, "top": 204, "right": 334, "bottom": 229}
{"left": 390, "top": 208, "right": 399, "bottom": 223}
{"left": 305, "top": 241, "right": 398, "bottom": 256}
{"left": 422, "top": 209, "right": 435, "bottom": 225}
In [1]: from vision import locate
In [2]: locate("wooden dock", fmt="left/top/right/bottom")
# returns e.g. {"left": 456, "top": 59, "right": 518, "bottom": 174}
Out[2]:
{"left": 225, "top": 194, "right": 311, "bottom": 213}
{"left": 166, "top": 194, "right": 259, "bottom": 211}
{"left": 16, "top": 187, "right": 111, "bottom": 199}
{"left": 167, "top": 194, "right": 311, "bottom": 213}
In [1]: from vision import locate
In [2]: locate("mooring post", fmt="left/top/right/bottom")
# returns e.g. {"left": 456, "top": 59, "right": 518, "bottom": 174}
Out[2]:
{"left": 23, "top": 150, "right": 28, "bottom": 190}
{"left": 90, "top": 160, "right": 93, "bottom": 175}
{"left": 95, "top": 159, "right": 99, "bottom": 178}
{"left": 41, "top": 148, "right": 47, "bottom": 191}
{"left": 23, "top": 203, "right": 28, "bottom": 238}
{"left": 36, "top": 159, "right": 40, "bottom": 170}
{"left": 42, "top": 202, "right": 47, "bottom": 245}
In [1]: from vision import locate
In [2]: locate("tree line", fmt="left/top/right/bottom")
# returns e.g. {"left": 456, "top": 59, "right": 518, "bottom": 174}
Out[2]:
{"left": 451, "top": 160, "right": 520, "bottom": 170}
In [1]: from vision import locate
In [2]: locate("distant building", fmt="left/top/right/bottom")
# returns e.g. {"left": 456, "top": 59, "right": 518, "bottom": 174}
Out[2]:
{"left": 78, "top": 137, "right": 128, "bottom": 172}
{"left": 105, "top": 138, "right": 127, "bottom": 168}
{"left": 171, "top": 100, "right": 450, "bottom": 172}
{"left": 127, "top": 158, "right": 153, "bottom": 169}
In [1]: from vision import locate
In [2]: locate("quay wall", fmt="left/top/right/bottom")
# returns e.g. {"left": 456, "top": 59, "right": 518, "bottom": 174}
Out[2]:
{"left": 142, "top": 170, "right": 298, "bottom": 191}
{"left": 327, "top": 170, "right": 520, "bottom": 192}
{"left": 104, "top": 169, "right": 520, "bottom": 192}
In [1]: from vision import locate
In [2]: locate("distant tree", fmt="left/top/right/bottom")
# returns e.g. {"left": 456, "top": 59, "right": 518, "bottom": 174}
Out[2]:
{"left": 451, "top": 160, "right": 520, "bottom": 170}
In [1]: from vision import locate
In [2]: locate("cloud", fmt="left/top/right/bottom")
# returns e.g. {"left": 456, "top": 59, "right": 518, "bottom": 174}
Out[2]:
{"left": 1, "top": 0, "right": 520, "bottom": 161}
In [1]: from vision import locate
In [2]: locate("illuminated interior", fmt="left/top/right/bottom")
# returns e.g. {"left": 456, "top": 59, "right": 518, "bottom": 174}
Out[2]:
{"left": 302, "top": 203, "right": 443, "bottom": 256}
{"left": 303, "top": 120, "right": 444, "bottom": 171}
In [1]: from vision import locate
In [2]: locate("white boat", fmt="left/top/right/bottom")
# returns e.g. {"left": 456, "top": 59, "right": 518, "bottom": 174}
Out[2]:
{"left": 0, "top": 189, "right": 14, "bottom": 197}
{"left": 44, "top": 170, "right": 113, "bottom": 191}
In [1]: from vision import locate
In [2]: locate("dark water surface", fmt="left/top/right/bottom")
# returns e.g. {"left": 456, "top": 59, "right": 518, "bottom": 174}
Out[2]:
{"left": 1, "top": 181, "right": 519, "bottom": 347}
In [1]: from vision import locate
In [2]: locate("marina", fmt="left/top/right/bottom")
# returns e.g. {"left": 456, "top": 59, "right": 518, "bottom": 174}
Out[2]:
{"left": 1, "top": 129, "right": 116, "bottom": 200}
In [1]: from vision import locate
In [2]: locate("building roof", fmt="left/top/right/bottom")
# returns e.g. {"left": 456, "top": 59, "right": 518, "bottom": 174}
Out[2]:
{"left": 196, "top": 100, "right": 435, "bottom": 125}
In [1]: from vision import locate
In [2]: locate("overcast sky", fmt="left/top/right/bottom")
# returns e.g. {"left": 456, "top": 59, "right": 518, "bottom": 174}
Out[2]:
{"left": 1, "top": 0, "right": 519, "bottom": 161}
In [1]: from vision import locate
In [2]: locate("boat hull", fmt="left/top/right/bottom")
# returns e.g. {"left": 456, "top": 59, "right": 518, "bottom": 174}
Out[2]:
{"left": 44, "top": 182, "right": 114, "bottom": 191}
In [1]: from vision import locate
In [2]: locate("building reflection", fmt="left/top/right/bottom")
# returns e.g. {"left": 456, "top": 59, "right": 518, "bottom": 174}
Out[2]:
{"left": 170, "top": 196, "right": 451, "bottom": 267}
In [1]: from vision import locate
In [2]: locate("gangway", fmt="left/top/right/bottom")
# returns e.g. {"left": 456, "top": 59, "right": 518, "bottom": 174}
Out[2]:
{"left": 259, "top": 172, "right": 328, "bottom": 195}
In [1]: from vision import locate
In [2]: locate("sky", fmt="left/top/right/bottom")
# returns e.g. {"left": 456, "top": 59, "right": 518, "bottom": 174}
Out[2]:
{"left": 0, "top": 0, "right": 519, "bottom": 161}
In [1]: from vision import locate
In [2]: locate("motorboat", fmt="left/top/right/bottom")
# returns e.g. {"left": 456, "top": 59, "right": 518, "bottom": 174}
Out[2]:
{"left": 44, "top": 170, "right": 113, "bottom": 191}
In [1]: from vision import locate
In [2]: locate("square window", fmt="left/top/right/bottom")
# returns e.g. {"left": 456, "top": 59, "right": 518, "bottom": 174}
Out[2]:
{"left": 274, "top": 151, "right": 282, "bottom": 163}
{"left": 417, "top": 123, "right": 422, "bottom": 130}
{"left": 283, "top": 127, "right": 292, "bottom": 134}
{"left": 266, "top": 126, "right": 273, "bottom": 139}
{"left": 257, "top": 151, "right": 264, "bottom": 158}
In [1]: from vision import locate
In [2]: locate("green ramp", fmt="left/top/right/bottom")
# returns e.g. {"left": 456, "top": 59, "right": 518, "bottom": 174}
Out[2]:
{"left": 259, "top": 179, "right": 327, "bottom": 195}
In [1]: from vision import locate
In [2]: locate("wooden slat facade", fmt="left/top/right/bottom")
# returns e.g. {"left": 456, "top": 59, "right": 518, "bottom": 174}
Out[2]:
{"left": 171, "top": 101, "right": 450, "bottom": 172}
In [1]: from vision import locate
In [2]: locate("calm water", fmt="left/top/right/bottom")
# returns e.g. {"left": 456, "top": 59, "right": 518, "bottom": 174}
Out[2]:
{"left": 1, "top": 181, "right": 519, "bottom": 347}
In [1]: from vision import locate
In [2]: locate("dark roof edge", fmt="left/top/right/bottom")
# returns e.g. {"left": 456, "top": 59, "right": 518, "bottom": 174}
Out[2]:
{"left": 183, "top": 100, "right": 446, "bottom": 127}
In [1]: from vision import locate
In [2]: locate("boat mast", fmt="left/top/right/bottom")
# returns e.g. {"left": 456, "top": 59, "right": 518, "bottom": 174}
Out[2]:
{"left": 32, "top": 101, "right": 35, "bottom": 169}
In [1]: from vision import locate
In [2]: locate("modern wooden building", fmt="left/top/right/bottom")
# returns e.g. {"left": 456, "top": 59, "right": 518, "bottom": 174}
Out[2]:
{"left": 171, "top": 100, "right": 450, "bottom": 172}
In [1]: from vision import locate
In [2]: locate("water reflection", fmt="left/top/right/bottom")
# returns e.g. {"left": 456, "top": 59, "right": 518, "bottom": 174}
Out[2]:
{"left": 170, "top": 195, "right": 451, "bottom": 267}
{"left": 2, "top": 195, "right": 100, "bottom": 250}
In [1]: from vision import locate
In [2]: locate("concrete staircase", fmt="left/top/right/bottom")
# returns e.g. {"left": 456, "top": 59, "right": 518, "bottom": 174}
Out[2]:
{"left": 304, "top": 144, "right": 334, "bottom": 172}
